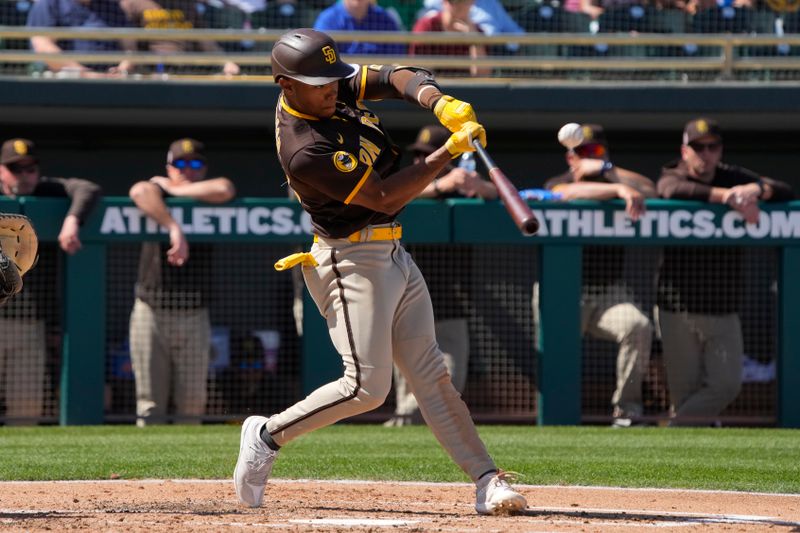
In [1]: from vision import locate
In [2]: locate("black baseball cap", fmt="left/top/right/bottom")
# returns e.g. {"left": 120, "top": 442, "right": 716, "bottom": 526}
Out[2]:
{"left": 683, "top": 118, "right": 722, "bottom": 144}
{"left": 167, "top": 138, "right": 206, "bottom": 163}
{"left": 407, "top": 125, "right": 450, "bottom": 155}
{"left": 576, "top": 124, "right": 607, "bottom": 148}
{"left": 1, "top": 138, "right": 37, "bottom": 165}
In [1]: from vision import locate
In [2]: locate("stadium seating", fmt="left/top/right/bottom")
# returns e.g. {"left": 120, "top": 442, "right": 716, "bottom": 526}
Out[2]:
{"left": 519, "top": 4, "right": 591, "bottom": 56}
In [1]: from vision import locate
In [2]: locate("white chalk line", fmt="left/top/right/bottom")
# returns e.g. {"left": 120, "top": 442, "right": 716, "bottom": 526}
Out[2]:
{"left": 2, "top": 478, "right": 798, "bottom": 499}
{"left": 2, "top": 479, "right": 799, "bottom": 529}
{"left": 1, "top": 503, "right": 798, "bottom": 529}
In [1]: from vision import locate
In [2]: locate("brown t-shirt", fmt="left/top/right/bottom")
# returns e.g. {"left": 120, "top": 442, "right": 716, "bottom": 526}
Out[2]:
{"left": 135, "top": 242, "right": 212, "bottom": 310}
{"left": 275, "top": 65, "right": 405, "bottom": 239}
{"left": 657, "top": 159, "right": 794, "bottom": 314}
{"left": 134, "top": 185, "right": 212, "bottom": 309}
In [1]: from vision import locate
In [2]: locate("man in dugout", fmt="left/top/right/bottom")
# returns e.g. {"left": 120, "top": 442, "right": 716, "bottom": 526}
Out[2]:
{"left": 537, "top": 123, "right": 657, "bottom": 427}
{"left": 656, "top": 118, "right": 794, "bottom": 426}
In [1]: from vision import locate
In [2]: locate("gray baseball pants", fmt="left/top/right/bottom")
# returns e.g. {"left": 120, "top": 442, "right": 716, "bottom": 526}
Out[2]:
{"left": 129, "top": 299, "right": 210, "bottom": 425}
{"left": 266, "top": 230, "right": 497, "bottom": 482}
{"left": 657, "top": 309, "right": 743, "bottom": 424}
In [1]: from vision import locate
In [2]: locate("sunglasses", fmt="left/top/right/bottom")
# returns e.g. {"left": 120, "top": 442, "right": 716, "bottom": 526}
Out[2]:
{"left": 573, "top": 143, "right": 607, "bottom": 158}
{"left": 7, "top": 162, "right": 38, "bottom": 174}
{"left": 171, "top": 159, "right": 205, "bottom": 170}
{"left": 688, "top": 141, "right": 722, "bottom": 153}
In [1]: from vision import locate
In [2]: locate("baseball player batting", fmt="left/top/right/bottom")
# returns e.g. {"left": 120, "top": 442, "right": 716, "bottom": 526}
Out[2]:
{"left": 233, "top": 28, "right": 527, "bottom": 515}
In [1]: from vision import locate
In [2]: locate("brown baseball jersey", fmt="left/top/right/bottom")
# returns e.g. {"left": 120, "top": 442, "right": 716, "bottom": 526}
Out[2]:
{"left": 275, "top": 65, "right": 406, "bottom": 238}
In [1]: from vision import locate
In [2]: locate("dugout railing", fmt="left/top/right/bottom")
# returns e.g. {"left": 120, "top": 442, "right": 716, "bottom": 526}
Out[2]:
{"left": 5, "top": 28, "right": 800, "bottom": 81}
{"left": 2, "top": 196, "right": 799, "bottom": 429}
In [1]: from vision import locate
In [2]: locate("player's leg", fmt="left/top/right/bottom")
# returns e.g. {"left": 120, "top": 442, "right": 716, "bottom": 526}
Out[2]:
{"left": 674, "top": 314, "right": 743, "bottom": 420}
{"left": 435, "top": 319, "right": 469, "bottom": 394}
{"left": 171, "top": 308, "right": 210, "bottom": 424}
{"left": 385, "top": 364, "right": 421, "bottom": 426}
{"left": 4, "top": 319, "right": 45, "bottom": 424}
{"left": 129, "top": 299, "right": 170, "bottom": 426}
{"left": 386, "top": 319, "right": 468, "bottom": 427}
{"left": 235, "top": 238, "right": 404, "bottom": 507}
{"left": 391, "top": 248, "right": 526, "bottom": 514}
{"left": 267, "top": 240, "right": 403, "bottom": 443}
{"left": 657, "top": 308, "right": 704, "bottom": 423}
{"left": 586, "top": 286, "right": 652, "bottom": 422}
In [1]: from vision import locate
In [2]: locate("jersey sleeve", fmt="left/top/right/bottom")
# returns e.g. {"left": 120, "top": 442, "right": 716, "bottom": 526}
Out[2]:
{"left": 289, "top": 146, "right": 376, "bottom": 206}
{"left": 343, "top": 64, "right": 407, "bottom": 104}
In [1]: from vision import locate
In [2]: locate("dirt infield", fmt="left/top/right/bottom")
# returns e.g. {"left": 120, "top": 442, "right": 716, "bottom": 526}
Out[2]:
{"left": 1, "top": 479, "right": 799, "bottom": 532}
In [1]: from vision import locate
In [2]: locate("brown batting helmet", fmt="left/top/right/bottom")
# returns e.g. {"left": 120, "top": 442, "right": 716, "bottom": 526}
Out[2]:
{"left": 271, "top": 28, "right": 358, "bottom": 85}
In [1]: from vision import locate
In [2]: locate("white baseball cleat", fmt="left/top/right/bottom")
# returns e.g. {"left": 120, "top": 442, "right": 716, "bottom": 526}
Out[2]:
{"left": 234, "top": 415, "right": 278, "bottom": 507}
{"left": 475, "top": 470, "right": 527, "bottom": 515}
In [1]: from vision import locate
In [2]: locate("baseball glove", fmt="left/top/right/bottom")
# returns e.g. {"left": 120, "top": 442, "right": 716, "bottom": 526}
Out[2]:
{"left": 0, "top": 214, "right": 38, "bottom": 304}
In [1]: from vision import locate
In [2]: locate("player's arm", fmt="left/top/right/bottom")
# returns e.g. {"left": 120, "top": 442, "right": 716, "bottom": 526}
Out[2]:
{"left": 354, "top": 123, "right": 486, "bottom": 214}
{"left": 357, "top": 146, "right": 453, "bottom": 213}
{"left": 355, "top": 65, "right": 476, "bottom": 132}
{"left": 55, "top": 177, "right": 102, "bottom": 254}
{"left": 657, "top": 170, "right": 712, "bottom": 201}
{"left": 554, "top": 181, "right": 646, "bottom": 221}
{"left": 605, "top": 168, "right": 657, "bottom": 198}
{"left": 129, "top": 181, "right": 177, "bottom": 229}
{"left": 292, "top": 123, "right": 485, "bottom": 215}
{"left": 760, "top": 175, "right": 794, "bottom": 201}
{"left": 129, "top": 180, "right": 189, "bottom": 266}
{"left": 148, "top": 177, "right": 236, "bottom": 203}
{"left": 60, "top": 177, "right": 103, "bottom": 222}
{"left": 553, "top": 181, "right": 634, "bottom": 201}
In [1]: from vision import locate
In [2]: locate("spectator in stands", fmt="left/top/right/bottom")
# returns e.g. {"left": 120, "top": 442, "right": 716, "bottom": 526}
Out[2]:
{"left": 385, "top": 124, "right": 496, "bottom": 426}
{"left": 682, "top": 0, "right": 753, "bottom": 16}
{"left": 657, "top": 118, "right": 793, "bottom": 426}
{"left": 26, "top": 0, "right": 136, "bottom": 76}
{"left": 313, "top": 0, "right": 406, "bottom": 55}
{"left": 0, "top": 138, "right": 102, "bottom": 424}
{"left": 379, "top": 0, "right": 425, "bottom": 30}
{"left": 253, "top": 0, "right": 304, "bottom": 31}
{"left": 422, "top": 0, "right": 525, "bottom": 37}
{"left": 128, "top": 138, "right": 236, "bottom": 427}
{"left": 563, "top": 0, "right": 603, "bottom": 21}
{"left": 120, "top": 0, "right": 240, "bottom": 75}
{"left": 411, "top": 0, "right": 492, "bottom": 77}
{"left": 535, "top": 123, "right": 656, "bottom": 427}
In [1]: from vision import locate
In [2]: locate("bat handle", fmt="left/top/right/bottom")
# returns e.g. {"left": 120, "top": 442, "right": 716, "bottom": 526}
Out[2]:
{"left": 473, "top": 142, "right": 495, "bottom": 171}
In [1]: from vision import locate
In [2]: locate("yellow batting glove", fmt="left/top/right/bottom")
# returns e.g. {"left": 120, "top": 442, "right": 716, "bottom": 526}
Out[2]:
{"left": 433, "top": 95, "right": 478, "bottom": 133}
{"left": 444, "top": 121, "right": 487, "bottom": 157}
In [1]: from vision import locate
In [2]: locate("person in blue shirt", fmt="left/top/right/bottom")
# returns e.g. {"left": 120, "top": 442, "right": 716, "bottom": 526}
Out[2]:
{"left": 314, "top": 0, "right": 406, "bottom": 55}
{"left": 27, "top": 0, "right": 134, "bottom": 75}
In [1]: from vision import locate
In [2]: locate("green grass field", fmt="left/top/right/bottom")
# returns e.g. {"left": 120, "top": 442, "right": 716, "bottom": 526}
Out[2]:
{"left": 1, "top": 425, "right": 798, "bottom": 493}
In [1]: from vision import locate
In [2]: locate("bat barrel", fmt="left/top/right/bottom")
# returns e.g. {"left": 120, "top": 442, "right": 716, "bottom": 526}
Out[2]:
{"left": 472, "top": 142, "right": 540, "bottom": 236}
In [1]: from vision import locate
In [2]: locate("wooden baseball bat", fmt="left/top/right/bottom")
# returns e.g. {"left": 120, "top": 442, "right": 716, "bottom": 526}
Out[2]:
{"left": 473, "top": 142, "right": 540, "bottom": 236}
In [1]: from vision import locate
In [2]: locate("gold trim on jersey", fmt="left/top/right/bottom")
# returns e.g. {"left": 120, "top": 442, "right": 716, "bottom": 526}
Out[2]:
{"left": 343, "top": 165, "right": 373, "bottom": 205}
{"left": 358, "top": 65, "right": 368, "bottom": 102}
{"left": 280, "top": 95, "right": 319, "bottom": 121}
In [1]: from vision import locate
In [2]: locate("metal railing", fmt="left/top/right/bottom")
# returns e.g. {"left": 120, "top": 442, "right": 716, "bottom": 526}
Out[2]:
{"left": 2, "top": 28, "right": 800, "bottom": 80}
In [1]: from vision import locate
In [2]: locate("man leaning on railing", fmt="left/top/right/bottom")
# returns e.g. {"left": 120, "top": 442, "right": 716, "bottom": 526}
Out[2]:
{"left": 27, "top": 0, "right": 136, "bottom": 77}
